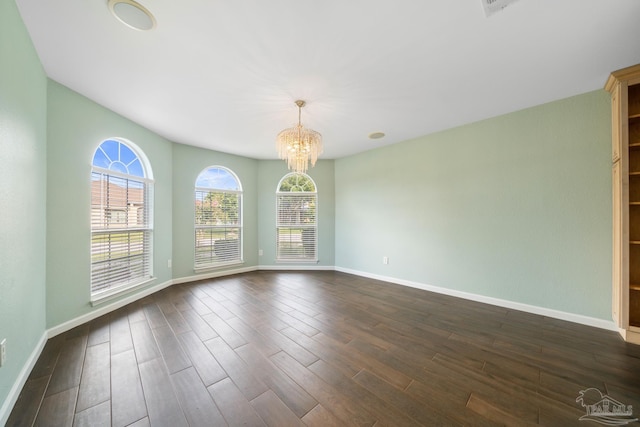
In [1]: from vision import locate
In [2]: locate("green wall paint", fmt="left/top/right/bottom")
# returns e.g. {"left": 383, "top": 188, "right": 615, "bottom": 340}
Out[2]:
{"left": 257, "top": 160, "right": 335, "bottom": 267}
{"left": 46, "top": 81, "right": 173, "bottom": 327}
{"left": 172, "top": 143, "right": 259, "bottom": 279}
{"left": 335, "top": 90, "right": 612, "bottom": 320}
{"left": 0, "top": 0, "right": 47, "bottom": 418}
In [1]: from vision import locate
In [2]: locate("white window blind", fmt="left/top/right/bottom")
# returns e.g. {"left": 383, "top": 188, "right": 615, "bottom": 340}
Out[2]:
{"left": 194, "top": 166, "right": 243, "bottom": 269}
{"left": 194, "top": 190, "right": 242, "bottom": 268}
{"left": 90, "top": 171, "right": 153, "bottom": 294}
{"left": 276, "top": 173, "right": 317, "bottom": 262}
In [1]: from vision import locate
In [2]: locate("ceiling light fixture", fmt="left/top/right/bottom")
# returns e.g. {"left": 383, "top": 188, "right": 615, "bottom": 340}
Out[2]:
{"left": 108, "top": 0, "right": 156, "bottom": 31}
{"left": 276, "top": 100, "right": 323, "bottom": 174}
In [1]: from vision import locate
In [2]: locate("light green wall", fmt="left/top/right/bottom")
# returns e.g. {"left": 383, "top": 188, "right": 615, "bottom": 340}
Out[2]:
{"left": 257, "top": 160, "right": 335, "bottom": 267}
{"left": 0, "top": 0, "right": 47, "bottom": 418}
{"left": 46, "top": 81, "right": 173, "bottom": 327}
{"left": 336, "top": 90, "right": 612, "bottom": 320}
{"left": 171, "top": 143, "right": 259, "bottom": 279}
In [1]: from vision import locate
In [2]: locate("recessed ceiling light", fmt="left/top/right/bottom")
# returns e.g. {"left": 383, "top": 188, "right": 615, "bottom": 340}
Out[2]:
{"left": 108, "top": 0, "right": 156, "bottom": 31}
{"left": 368, "top": 132, "right": 386, "bottom": 140}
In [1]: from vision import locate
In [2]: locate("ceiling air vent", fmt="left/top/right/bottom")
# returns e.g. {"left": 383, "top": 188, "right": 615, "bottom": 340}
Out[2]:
{"left": 482, "top": 0, "right": 521, "bottom": 17}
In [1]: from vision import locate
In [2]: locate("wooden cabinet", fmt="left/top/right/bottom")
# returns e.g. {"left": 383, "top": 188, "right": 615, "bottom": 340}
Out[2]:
{"left": 606, "top": 64, "right": 640, "bottom": 343}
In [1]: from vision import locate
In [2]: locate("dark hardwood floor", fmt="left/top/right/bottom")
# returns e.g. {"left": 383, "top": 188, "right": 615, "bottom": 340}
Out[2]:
{"left": 7, "top": 271, "right": 640, "bottom": 426}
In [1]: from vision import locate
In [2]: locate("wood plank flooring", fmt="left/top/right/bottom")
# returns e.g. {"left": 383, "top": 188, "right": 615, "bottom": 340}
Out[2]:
{"left": 7, "top": 271, "right": 640, "bottom": 426}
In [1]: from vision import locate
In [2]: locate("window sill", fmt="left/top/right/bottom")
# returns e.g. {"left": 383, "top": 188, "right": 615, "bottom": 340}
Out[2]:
{"left": 90, "top": 277, "right": 156, "bottom": 306}
{"left": 276, "top": 259, "right": 319, "bottom": 264}
{"left": 194, "top": 260, "right": 245, "bottom": 274}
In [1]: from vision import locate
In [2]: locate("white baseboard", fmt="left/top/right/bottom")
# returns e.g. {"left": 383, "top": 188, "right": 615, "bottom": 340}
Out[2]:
{"left": 0, "top": 332, "right": 47, "bottom": 427}
{"left": 47, "top": 279, "right": 174, "bottom": 338}
{"left": 335, "top": 266, "right": 618, "bottom": 332}
{"left": 257, "top": 264, "right": 335, "bottom": 271}
{"left": 173, "top": 265, "right": 258, "bottom": 285}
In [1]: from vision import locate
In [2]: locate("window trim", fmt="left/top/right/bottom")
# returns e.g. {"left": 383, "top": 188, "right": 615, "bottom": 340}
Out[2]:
{"left": 193, "top": 166, "right": 244, "bottom": 271}
{"left": 276, "top": 173, "right": 318, "bottom": 263}
{"left": 90, "top": 138, "right": 154, "bottom": 302}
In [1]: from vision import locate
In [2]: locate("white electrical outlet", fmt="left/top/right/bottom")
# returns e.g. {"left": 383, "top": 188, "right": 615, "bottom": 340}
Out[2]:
{"left": 0, "top": 339, "right": 6, "bottom": 367}
{"left": 383, "top": 256, "right": 389, "bottom": 265}
{"left": 168, "top": 259, "right": 172, "bottom": 269}
{"left": 258, "top": 249, "right": 263, "bottom": 256}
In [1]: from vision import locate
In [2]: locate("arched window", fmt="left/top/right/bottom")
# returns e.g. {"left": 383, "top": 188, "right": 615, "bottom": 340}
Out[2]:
{"left": 90, "top": 138, "right": 153, "bottom": 298}
{"left": 194, "top": 166, "right": 243, "bottom": 269}
{"left": 276, "top": 173, "right": 317, "bottom": 261}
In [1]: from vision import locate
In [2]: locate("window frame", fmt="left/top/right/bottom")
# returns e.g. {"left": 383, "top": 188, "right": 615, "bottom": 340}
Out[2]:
{"left": 90, "top": 138, "right": 154, "bottom": 304}
{"left": 276, "top": 172, "right": 318, "bottom": 263}
{"left": 194, "top": 166, "right": 244, "bottom": 271}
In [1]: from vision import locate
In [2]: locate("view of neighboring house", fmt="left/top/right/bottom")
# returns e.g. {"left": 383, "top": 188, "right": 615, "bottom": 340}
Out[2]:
{"left": 90, "top": 178, "right": 145, "bottom": 229}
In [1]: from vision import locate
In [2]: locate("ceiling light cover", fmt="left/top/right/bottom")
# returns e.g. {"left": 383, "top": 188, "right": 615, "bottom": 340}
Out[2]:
{"left": 108, "top": 0, "right": 156, "bottom": 31}
{"left": 368, "top": 132, "right": 385, "bottom": 140}
{"left": 277, "top": 100, "right": 323, "bottom": 175}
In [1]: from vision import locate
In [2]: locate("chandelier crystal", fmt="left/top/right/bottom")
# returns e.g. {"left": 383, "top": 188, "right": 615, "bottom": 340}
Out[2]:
{"left": 276, "top": 100, "right": 323, "bottom": 174}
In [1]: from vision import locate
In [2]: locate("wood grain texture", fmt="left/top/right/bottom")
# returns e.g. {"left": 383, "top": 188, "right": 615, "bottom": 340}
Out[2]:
{"left": 110, "top": 349, "right": 147, "bottom": 427}
{"left": 73, "top": 400, "right": 111, "bottom": 427}
{"left": 7, "top": 271, "right": 640, "bottom": 426}
{"left": 5, "top": 375, "right": 49, "bottom": 427}
{"left": 44, "top": 334, "right": 87, "bottom": 398}
{"left": 251, "top": 390, "right": 304, "bottom": 427}
{"left": 208, "top": 377, "right": 267, "bottom": 427}
{"left": 170, "top": 367, "right": 226, "bottom": 426}
{"left": 138, "top": 358, "right": 188, "bottom": 427}
{"left": 76, "top": 342, "right": 110, "bottom": 412}
{"left": 177, "top": 330, "right": 227, "bottom": 386}
{"left": 34, "top": 387, "right": 78, "bottom": 427}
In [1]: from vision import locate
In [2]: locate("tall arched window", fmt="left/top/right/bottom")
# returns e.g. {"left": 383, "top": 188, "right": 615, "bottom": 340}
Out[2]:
{"left": 194, "top": 166, "right": 243, "bottom": 269}
{"left": 91, "top": 138, "right": 154, "bottom": 298}
{"left": 276, "top": 173, "right": 317, "bottom": 262}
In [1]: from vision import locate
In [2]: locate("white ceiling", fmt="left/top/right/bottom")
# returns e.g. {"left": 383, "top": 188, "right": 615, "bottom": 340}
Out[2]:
{"left": 15, "top": 0, "right": 640, "bottom": 160}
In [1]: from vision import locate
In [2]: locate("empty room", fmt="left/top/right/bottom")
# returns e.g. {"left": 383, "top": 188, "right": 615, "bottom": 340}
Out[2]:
{"left": 2, "top": 0, "right": 640, "bottom": 425}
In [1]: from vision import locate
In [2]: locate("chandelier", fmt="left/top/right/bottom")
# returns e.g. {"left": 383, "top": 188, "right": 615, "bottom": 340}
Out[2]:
{"left": 276, "top": 100, "right": 323, "bottom": 174}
